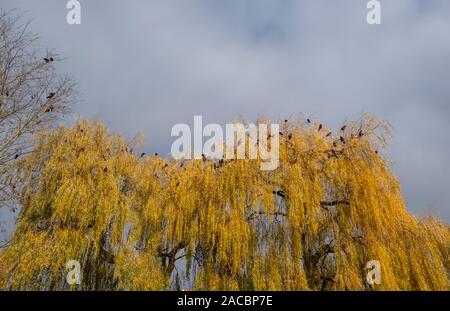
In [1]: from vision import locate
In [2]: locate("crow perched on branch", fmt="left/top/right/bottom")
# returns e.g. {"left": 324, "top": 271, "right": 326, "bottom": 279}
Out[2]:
{"left": 341, "top": 125, "right": 346, "bottom": 131}
{"left": 140, "top": 152, "right": 146, "bottom": 158}
{"left": 46, "top": 92, "right": 55, "bottom": 99}
{"left": 307, "top": 118, "right": 311, "bottom": 123}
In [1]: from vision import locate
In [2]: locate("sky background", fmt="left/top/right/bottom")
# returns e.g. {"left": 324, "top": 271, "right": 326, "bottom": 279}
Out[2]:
{"left": 1, "top": 0, "right": 449, "bottom": 226}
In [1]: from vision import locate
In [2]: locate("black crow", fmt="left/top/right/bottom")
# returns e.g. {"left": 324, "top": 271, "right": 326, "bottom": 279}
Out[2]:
{"left": 340, "top": 136, "right": 345, "bottom": 144}
{"left": 47, "top": 92, "right": 55, "bottom": 99}
{"left": 14, "top": 154, "right": 19, "bottom": 159}
{"left": 154, "top": 153, "right": 158, "bottom": 156}
{"left": 340, "top": 125, "right": 346, "bottom": 131}
{"left": 326, "top": 131, "right": 332, "bottom": 137}
{"left": 44, "top": 58, "right": 50, "bottom": 63}
{"left": 141, "top": 152, "right": 146, "bottom": 158}
{"left": 358, "top": 130, "right": 364, "bottom": 137}
{"left": 307, "top": 118, "right": 311, "bottom": 123}
{"left": 318, "top": 124, "right": 323, "bottom": 131}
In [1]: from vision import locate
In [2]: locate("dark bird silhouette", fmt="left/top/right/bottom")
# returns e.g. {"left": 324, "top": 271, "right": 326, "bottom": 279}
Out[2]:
{"left": 328, "top": 149, "right": 339, "bottom": 159}
{"left": 279, "top": 131, "right": 284, "bottom": 136}
{"left": 340, "top": 136, "right": 346, "bottom": 144}
{"left": 318, "top": 124, "right": 323, "bottom": 131}
{"left": 50, "top": 57, "right": 54, "bottom": 62}
{"left": 307, "top": 118, "right": 311, "bottom": 123}
{"left": 80, "top": 128, "right": 84, "bottom": 132}
{"left": 340, "top": 125, "right": 346, "bottom": 131}
{"left": 375, "top": 150, "right": 378, "bottom": 154}
{"left": 358, "top": 130, "right": 364, "bottom": 137}
{"left": 140, "top": 152, "right": 146, "bottom": 158}
{"left": 284, "top": 119, "right": 288, "bottom": 123}
{"left": 44, "top": 58, "right": 50, "bottom": 63}
{"left": 215, "top": 159, "right": 224, "bottom": 169}
{"left": 46, "top": 92, "right": 55, "bottom": 99}
{"left": 14, "top": 154, "right": 19, "bottom": 159}
{"left": 154, "top": 153, "right": 158, "bottom": 156}
{"left": 273, "top": 190, "right": 287, "bottom": 199}
{"left": 326, "top": 131, "right": 332, "bottom": 137}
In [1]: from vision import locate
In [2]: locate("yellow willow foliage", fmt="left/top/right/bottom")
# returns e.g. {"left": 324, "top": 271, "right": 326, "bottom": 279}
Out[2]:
{"left": 0, "top": 116, "right": 448, "bottom": 291}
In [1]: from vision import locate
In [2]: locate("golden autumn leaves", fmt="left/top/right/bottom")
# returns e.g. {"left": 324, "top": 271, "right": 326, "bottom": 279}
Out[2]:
{"left": 0, "top": 116, "right": 448, "bottom": 291}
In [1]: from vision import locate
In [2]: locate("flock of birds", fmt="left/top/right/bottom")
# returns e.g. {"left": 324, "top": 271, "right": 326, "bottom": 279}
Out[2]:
{"left": 27, "top": 56, "right": 373, "bottom": 164}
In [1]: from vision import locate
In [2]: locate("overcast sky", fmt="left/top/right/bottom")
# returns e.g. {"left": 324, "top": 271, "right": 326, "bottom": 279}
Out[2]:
{"left": 1, "top": 0, "right": 449, "bottom": 222}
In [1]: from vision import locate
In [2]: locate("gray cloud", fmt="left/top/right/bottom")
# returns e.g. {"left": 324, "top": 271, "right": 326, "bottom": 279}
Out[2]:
{"left": 1, "top": 0, "right": 449, "bottom": 221}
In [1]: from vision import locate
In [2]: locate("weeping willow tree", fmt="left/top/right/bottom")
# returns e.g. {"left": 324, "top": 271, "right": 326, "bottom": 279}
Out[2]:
{"left": 0, "top": 116, "right": 448, "bottom": 290}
